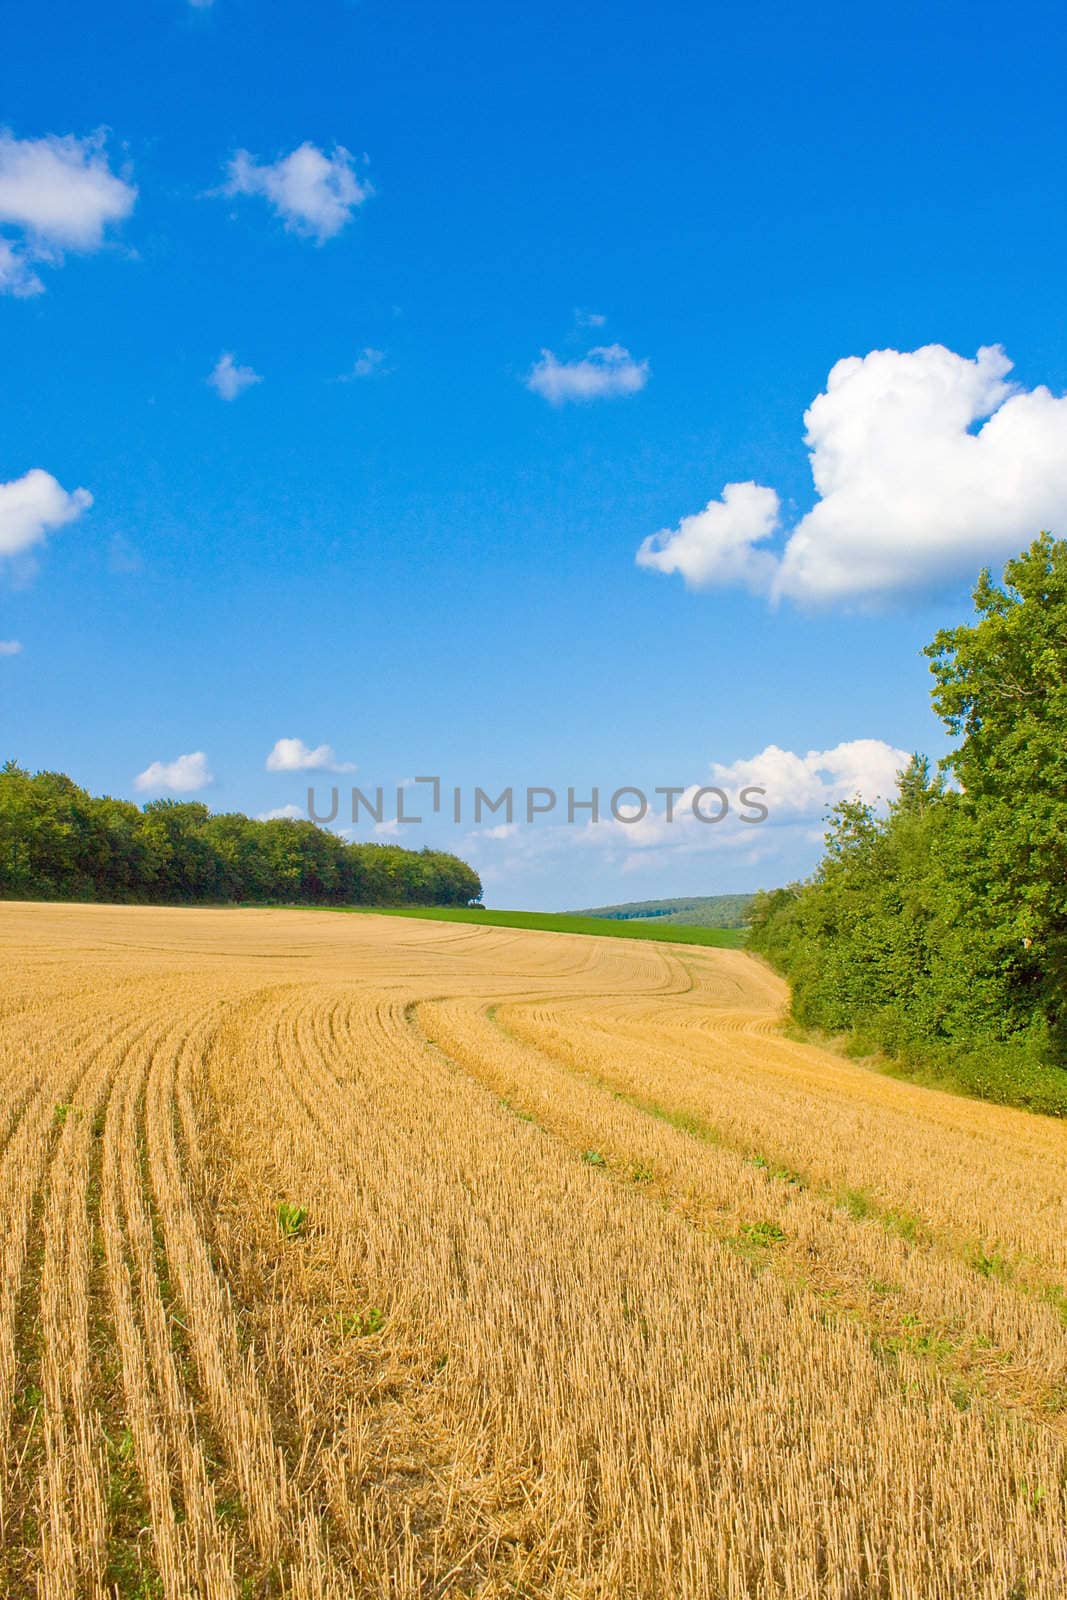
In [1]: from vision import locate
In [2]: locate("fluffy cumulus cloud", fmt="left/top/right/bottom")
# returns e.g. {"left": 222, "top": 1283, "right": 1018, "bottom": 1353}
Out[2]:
{"left": 0, "top": 130, "right": 136, "bottom": 294}
{"left": 576, "top": 738, "right": 909, "bottom": 860}
{"left": 265, "top": 738, "right": 355, "bottom": 773}
{"left": 636, "top": 482, "right": 780, "bottom": 592}
{"left": 707, "top": 739, "right": 911, "bottom": 819}
{"left": 207, "top": 352, "right": 262, "bottom": 401}
{"left": 0, "top": 469, "right": 93, "bottom": 561}
{"left": 257, "top": 803, "right": 305, "bottom": 821}
{"left": 638, "top": 344, "right": 1067, "bottom": 606}
{"left": 134, "top": 752, "right": 213, "bottom": 794}
{"left": 527, "top": 343, "right": 649, "bottom": 405}
{"left": 223, "top": 143, "right": 372, "bottom": 242}
{"left": 0, "top": 639, "right": 22, "bottom": 656}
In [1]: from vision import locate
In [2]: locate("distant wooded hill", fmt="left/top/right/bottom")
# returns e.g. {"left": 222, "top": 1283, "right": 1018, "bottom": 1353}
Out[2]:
{"left": 570, "top": 894, "right": 754, "bottom": 928}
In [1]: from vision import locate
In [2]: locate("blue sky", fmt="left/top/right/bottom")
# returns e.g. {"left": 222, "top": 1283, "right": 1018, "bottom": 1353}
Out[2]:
{"left": 3, "top": 0, "right": 1066, "bottom": 907}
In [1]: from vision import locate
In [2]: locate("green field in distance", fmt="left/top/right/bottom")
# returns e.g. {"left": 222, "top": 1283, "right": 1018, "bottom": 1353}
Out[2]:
{"left": 339, "top": 905, "right": 747, "bottom": 948}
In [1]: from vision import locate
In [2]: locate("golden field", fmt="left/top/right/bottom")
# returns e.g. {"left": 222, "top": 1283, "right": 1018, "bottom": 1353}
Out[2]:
{"left": 0, "top": 900, "right": 1064, "bottom": 1599}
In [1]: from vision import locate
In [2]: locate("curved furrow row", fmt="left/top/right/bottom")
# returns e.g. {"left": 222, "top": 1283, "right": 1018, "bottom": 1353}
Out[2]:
{"left": 0, "top": 998, "right": 160, "bottom": 1564}
{"left": 414, "top": 996, "right": 1067, "bottom": 1427}
{"left": 153, "top": 984, "right": 374, "bottom": 1598}
{"left": 498, "top": 987, "right": 1067, "bottom": 1279}
{"left": 199, "top": 979, "right": 1067, "bottom": 1597}
{"left": 101, "top": 993, "right": 243, "bottom": 1600}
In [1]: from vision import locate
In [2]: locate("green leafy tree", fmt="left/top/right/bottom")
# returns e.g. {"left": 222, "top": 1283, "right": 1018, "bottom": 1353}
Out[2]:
{"left": 0, "top": 765, "right": 482, "bottom": 911}
{"left": 751, "top": 535, "right": 1067, "bottom": 1111}
{"left": 926, "top": 532, "right": 1067, "bottom": 1054}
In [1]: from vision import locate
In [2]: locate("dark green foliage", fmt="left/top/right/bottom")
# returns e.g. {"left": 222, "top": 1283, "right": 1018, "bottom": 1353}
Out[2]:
{"left": 750, "top": 535, "right": 1067, "bottom": 1115}
{"left": 0, "top": 764, "right": 481, "bottom": 910}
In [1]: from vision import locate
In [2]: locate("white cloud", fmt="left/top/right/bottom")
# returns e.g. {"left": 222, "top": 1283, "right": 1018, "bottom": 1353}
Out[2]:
{"left": 0, "top": 130, "right": 136, "bottom": 295}
{"left": 638, "top": 344, "right": 1067, "bottom": 607}
{"left": 0, "top": 469, "right": 93, "bottom": 560}
{"left": 637, "top": 481, "right": 780, "bottom": 591}
{"left": 527, "top": 343, "right": 649, "bottom": 405}
{"left": 223, "top": 143, "right": 372, "bottom": 242}
{"left": 0, "top": 237, "right": 42, "bottom": 297}
{"left": 134, "top": 752, "right": 213, "bottom": 793}
{"left": 207, "top": 352, "right": 262, "bottom": 401}
{"left": 479, "top": 822, "right": 518, "bottom": 840}
{"left": 265, "top": 737, "right": 355, "bottom": 773}
{"left": 0, "top": 639, "right": 22, "bottom": 656}
{"left": 257, "top": 803, "right": 305, "bottom": 821}
{"left": 461, "top": 738, "right": 908, "bottom": 904}
{"left": 342, "top": 346, "right": 386, "bottom": 380}
{"left": 575, "top": 309, "right": 607, "bottom": 329}
{"left": 573, "top": 739, "right": 907, "bottom": 860}
{"left": 708, "top": 739, "right": 911, "bottom": 818}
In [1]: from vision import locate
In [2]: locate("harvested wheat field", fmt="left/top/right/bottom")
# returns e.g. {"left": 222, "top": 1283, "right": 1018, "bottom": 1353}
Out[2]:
{"left": 1, "top": 902, "right": 1065, "bottom": 1600}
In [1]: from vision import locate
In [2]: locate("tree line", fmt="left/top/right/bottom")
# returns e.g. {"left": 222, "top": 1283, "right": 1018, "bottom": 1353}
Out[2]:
{"left": 749, "top": 534, "right": 1067, "bottom": 1115}
{"left": 0, "top": 763, "right": 482, "bottom": 909}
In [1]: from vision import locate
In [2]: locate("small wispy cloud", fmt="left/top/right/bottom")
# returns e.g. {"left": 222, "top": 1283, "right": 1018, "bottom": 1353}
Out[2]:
{"left": 341, "top": 346, "right": 387, "bottom": 381}
{"left": 207, "top": 352, "right": 262, "bottom": 401}
{"left": 257, "top": 803, "right": 305, "bottom": 821}
{"left": 134, "top": 751, "right": 213, "bottom": 793}
{"left": 574, "top": 308, "right": 606, "bottom": 328}
{"left": 526, "top": 343, "right": 649, "bottom": 405}
{"left": 265, "top": 737, "right": 355, "bottom": 773}
{"left": 0, "top": 639, "right": 22, "bottom": 656}
{"left": 108, "top": 533, "right": 143, "bottom": 574}
{"left": 0, "top": 237, "right": 42, "bottom": 297}
{"left": 222, "top": 142, "right": 372, "bottom": 242}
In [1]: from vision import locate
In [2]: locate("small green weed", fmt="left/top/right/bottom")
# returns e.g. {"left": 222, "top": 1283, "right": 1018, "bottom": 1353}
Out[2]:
{"left": 215, "top": 1494, "right": 245, "bottom": 1524}
{"left": 885, "top": 1316, "right": 955, "bottom": 1361}
{"left": 1018, "top": 1480, "right": 1047, "bottom": 1514}
{"left": 1041, "top": 1283, "right": 1067, "bottom": 1326}
{"left": 747, "top": 1152, "right": 804, "bottom": 1186}
{"left": 740, "top": 1220, "right": 786, "bottom": 1246}
{"left": 276, "top": 1201, "right": 308, "bottom": 1240}
{"left": 499, "top": 1096, "right": 535, "bottom": 1123}
{"left": 15, "top": 1383, "right": 41, "bottom": 1416}
{"left": 335, "top": 1307, "right": 385, "bottom": 1337}
{"left": 841, "top": 1188, "right": 872, "bottom": 1220}
{"left": 969, "top": 1244, "right": 1008, "bottom": 1279}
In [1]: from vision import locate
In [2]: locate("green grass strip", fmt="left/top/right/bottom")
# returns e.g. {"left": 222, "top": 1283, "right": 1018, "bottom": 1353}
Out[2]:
{"left": 335, "top": 905, "right": 746, "bottom": 948}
